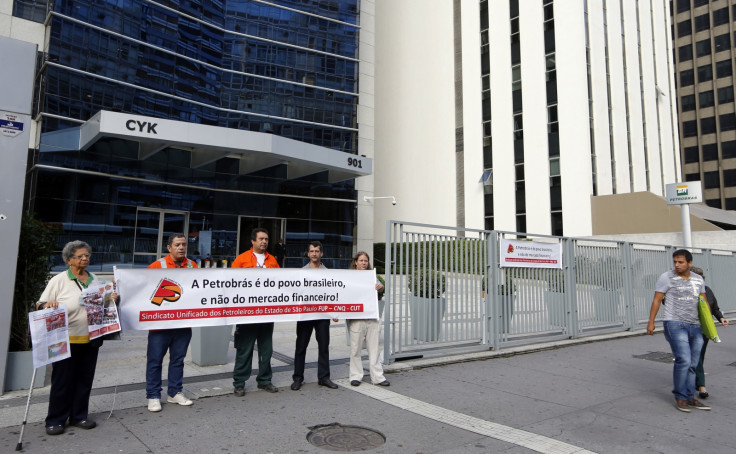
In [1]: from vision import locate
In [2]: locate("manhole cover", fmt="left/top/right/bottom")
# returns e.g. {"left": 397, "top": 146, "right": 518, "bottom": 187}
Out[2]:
{"left": 307, "top": 423, "right": 386, "bottom": 451}
{"left": 633, "top": 351, "right": 675, "bottom": 363}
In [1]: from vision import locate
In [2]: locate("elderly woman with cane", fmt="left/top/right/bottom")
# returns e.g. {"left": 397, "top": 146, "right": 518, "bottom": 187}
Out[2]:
{"left": 35, "top": 241, "right": 118, "bottom": 435}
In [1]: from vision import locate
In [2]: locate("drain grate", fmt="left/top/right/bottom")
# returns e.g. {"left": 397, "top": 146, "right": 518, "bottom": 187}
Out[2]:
{"left": 307, "top": 423, "right": 386, "bottom": 451}
{"left": 633, "top": 351, "right": 675, "bottom": 363}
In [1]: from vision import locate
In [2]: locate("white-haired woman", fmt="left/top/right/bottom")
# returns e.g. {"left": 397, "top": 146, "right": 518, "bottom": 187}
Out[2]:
{"left": 36, "top": 240, "right": 117, "bottom": 435}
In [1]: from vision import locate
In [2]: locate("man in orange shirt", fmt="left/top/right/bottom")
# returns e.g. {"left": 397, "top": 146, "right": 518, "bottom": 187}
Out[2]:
{"left": 146, "top": 233, "right": 195, "bottom": 412}
{"left": 231, "top": 228, "right": 279, "bottom": 396}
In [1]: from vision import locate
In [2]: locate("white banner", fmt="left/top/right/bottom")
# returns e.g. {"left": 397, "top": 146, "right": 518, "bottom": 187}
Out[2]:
{"left": 500, "top": 239, "right": 562, "bottom": 269}
{"left": 115, "top": 268, "right": 379, "bottom": 330}
{"left": 29, "top": 307, "right": 71, "bottom": 369}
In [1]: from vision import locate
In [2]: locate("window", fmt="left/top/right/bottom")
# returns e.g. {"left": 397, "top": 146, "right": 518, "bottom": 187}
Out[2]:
{"left": 685, "top": 173, "right": 700, "bottom": 182}
{"left": 683, "top": 119, "right": 698, "bottom": 137}
{"left": 699, "top": 90, "right": 715, "bottom": 108}
{"left": 726, "top": 198, "right": 736, "bottom": 209}
{"left": 680, "top": 69, "right": 695, "bottom": 86}
{"left": 714, "top": 33, "right": 731, "bottom": 53}
{"left": 703, "top": 170, "right": 721, "bottom": 189}
{"left": 720, "top": 113, "right": 736, "bottom": 131}
{"left": 703, "top": 143, "right": 718, "bottom": 161}
{"left": 706, "top": 199, "right": 722, "bottom": 209}
{"left": 716, "top": 60, "right": 732, "bottom": 78}
{"left": 684, "top": 146, "right": 700, "bottom": 164}
{"left": 723, "top": 140, "right": 736, "bottom": 159}
{"left": 696, "top": 39, "right": 711, "bottom": 57}
{"left": 681, "top": 94, "right": 696, "bottom": 111}
{"left": 700, "top": 116, "right": 716, "bottom": 134}
{"left": 713, "top": 7, "right": 730, "bottom": 27}
{"left": 726, "top": 172, "right": 736, "bottom": 187}
{"left": 718, "top": 86, "right": 734, "bottom": 104}
{"left": 678, "top": 19, "right": 692, "bottom": 37}
{"left": 679, "top": 44, "right": 693, "bottom": 62}
{"left": 693, "top": 0, "right": 707, "bottom": 7}
{"left": 694, "top": 14, "right": 710, "bottom": 32}
{"left": 697, "top": 64, "right": 713, "bottom": 82}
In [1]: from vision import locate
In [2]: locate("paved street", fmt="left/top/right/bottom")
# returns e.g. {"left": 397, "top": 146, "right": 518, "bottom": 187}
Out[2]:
{"left": 1, "top": 322, "right": 735, "bottom": 453}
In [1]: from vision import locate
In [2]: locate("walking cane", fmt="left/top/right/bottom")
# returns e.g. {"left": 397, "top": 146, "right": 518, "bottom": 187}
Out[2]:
{"left": 15, "top": 367, "right": 37, "bottom": 451}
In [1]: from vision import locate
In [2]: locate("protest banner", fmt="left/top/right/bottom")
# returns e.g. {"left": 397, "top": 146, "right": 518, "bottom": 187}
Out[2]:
{"left": 29, "top": 307, "right": 71, "bottom": 369}
{"left": 115, "top": 268, "right": 379, "bottom": 330}
{"left": 500, "top": 238, "right": 563, "bottom": 269}
{"left": 81, "top": 280, "right": 121, "bottom": 340}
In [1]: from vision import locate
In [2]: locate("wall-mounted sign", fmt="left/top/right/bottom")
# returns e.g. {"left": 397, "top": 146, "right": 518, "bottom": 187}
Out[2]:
{"left": 1, "top": 112, "right": 24, "bottom": 138}
{"left": 665, "top": 181, "right": 703, "bottom": 205}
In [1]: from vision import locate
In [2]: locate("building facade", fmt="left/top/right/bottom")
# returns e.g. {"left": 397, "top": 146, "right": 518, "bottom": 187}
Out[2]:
{"left": 374, "top": 0, "right": 681, "bottom": 237}
{"left": 4, "top": 0, "right": 376, "bottom": 270}
{"left": 672, "top": 0, "right": 736, "bottom": 210}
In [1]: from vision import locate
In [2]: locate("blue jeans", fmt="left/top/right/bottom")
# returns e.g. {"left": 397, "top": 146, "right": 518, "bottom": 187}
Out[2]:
{"left": 146, "top": 328, "right": 192, "bottom": 399}
{"left": 663, "top": 321, "right": 704, "bottom": 401}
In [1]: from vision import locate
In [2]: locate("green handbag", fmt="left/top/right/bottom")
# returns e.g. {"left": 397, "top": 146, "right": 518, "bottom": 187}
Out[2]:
{"left": 699, "top": 295, "right": 721, "bottom": 343}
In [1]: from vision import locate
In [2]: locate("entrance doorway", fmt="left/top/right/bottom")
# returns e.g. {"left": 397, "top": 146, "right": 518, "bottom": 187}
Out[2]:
{"left": 133, "top": 208, "right": 189, "bottom": 267}
{"left": 238, "top": 217, "right": 286, "bottom": 265}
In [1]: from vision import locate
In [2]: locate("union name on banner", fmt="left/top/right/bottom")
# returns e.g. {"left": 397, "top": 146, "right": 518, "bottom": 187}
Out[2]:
{"left": 115, "top": 268, "right": 380, "bottom": 330}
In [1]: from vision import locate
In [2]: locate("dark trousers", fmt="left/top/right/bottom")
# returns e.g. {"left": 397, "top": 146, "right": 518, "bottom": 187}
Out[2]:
{"left": 46, "top": 341, "right": 101, "bottom": 426}
{"left": 292, "top": 319, "right": 331, "bottom": 383}
{"left": 233, "top": 323, "right": 274, "bottom": 387}
{"left": 695, "top": 336, "right": 710, "bottom": 388}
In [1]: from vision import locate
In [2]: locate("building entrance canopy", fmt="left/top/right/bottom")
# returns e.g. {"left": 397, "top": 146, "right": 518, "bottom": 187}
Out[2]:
{"left": 40, "top": 111, "right": 370, "bottom": 183}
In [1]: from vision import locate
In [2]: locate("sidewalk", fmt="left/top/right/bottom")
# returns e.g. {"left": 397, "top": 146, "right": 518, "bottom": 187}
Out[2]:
{"left": 1, "top": 324, "right": 735, "bottom": 453}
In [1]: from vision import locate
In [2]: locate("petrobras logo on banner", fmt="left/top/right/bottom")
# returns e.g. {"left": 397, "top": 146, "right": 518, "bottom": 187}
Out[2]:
{"left": 150, "top": 278, "right": 183, "bottom": 306}
{"left": 1, "top": 112, "right": 24, "bottom": 137}
{"left": 665, "top": 181, "right": 703, "bottom": 205}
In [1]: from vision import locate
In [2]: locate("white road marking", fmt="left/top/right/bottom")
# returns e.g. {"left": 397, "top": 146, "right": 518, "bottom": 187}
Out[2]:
{"left": 336, "top": 379, "right": 596, "bottom": 454}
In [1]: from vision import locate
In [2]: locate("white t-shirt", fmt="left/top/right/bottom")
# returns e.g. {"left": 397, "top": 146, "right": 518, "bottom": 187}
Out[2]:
{"left": 254, "top": 252, "right": 266, "bottom": 268}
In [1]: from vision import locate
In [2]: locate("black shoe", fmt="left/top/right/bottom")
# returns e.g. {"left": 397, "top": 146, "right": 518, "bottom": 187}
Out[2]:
{"left": 233, "top": 386, "right": 245, "bottom": 397}
{"left": 257, "top": 383, "right": 278, "bottom": 393}
{"left": 350, "top": 380, "right": 361, "bottom": 387}
{"left": 71, "top": 419, "right": 97, "bottom": 430}
{"left": 376, "top": 380, "right": 390, "bottom": 387}
{"left": 45, "top": 425, "right": 64, "bottom": 435}
{"left": 290, "top": 380, "right": 302, "bottom": 391}
{"left": 699, "top": 391, "right": 709, "bottom": 399}
{"left": 318, "top": 379, "right": 338, "bottom": 389}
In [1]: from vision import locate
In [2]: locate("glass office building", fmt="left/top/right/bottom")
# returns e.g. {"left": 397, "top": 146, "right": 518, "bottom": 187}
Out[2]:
{"left": 13, "top": 0, "right": 367, "bottom": 270}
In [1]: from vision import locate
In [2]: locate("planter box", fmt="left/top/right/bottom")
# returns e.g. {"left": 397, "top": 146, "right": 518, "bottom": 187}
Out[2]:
{"left": 498, "top": 293, "right": 516, "bottom": 333}
{"left": 191, "top": 325, "right": 233, "bottom": 366}
{"left": 409, "top": 296, "right": 446, "bottom": 342}
{"left": 4, "top": 351, "right": 49, "bottom": 392}
{"left": 544, "top": 291, "right": 566, "bottom": 327}
{"left": 591, "top": 289, "right": 622, "bottom": 323}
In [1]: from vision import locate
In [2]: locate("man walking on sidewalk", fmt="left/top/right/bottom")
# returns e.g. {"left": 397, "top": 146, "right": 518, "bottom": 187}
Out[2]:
{"left": 291, "top": 241, "right": 338, "bottom": 390}
{"left": 231, "top": 228, "right": 279, "bottom": 396}
{"left": 146, "top": 233, "right": 195, "bottom": 412}
{"left": 647, "top": 249, "right": 711, "bottom": 413}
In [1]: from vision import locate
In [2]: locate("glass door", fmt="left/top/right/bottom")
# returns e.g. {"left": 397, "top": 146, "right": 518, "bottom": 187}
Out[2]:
{"left": 133, "top": 208, "right": 189, "bottom": 267}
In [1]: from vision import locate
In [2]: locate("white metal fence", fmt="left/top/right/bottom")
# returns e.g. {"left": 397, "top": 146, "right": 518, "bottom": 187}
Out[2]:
{"left": 382, "top": 221, "right": 736, "bottom": 362}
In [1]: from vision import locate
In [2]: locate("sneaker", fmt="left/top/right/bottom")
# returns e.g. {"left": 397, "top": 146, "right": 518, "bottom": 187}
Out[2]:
{"left": 233, "top": 386, "right": 245, "bottom": 397}
{"left": 257, "top": 383, "right": 278, "bottom": 393}
{"left": 71, "top": 419, "right": 97, "bottom": 430}
{"left": 45, "top": 425, "right": 65, "bottom": 435}
{"left": 167, "top": 392, "right": 193, "bottom": 406}
{"left": 675, "top": 399, "right": 690, "bottom": 412}
{"left": 687, "top": 399, "right": 711, "bottom": 410}
{"left": 148, "top": 398, "right": 162, "bottom": 412}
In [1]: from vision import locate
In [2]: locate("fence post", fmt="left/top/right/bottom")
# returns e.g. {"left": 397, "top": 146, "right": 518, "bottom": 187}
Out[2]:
{"left": 488, "top": 231, "right": 499, "bottom": 350}
{"left": 621, "top": 242, "right": 636, "bottom": 330}
{"left": 563, "top": 237, "right": 577, "bottom": 337}
{"left": 383, "top": 220, "right": 393, "bottom": 364}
